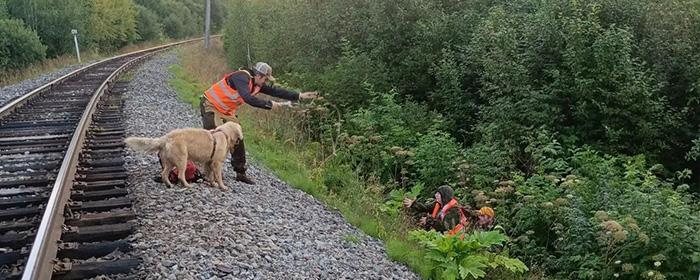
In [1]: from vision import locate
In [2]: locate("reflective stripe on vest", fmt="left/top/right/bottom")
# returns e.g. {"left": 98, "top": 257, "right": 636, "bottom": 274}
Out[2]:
{"left": 431, "top": 198, "right": 468, "bottom": 236}
{"left": 204, "top": 71, "right": 261, "bottom": 115}
{"left": 432, "top": 198, "right": 458, "bottom": 220}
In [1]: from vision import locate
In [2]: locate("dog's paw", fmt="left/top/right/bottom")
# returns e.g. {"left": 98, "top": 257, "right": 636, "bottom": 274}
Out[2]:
{"left": 220, "top": 185, "right": 229, "bottom": 191}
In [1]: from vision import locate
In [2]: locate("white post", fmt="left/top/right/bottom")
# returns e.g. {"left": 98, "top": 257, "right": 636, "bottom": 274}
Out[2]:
{"left": 204, "top": 0, "right": 211, "bottom": 48}
{"left": 71, "top": 29, "right": 81, "bottom": 63}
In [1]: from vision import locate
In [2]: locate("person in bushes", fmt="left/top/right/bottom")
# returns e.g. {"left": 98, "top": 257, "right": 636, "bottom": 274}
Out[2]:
{"left": 403, "top": 185, "right": 495, "bottom": 235}
{"left": 199, "top": 62, "right": 319, "bottom": 184}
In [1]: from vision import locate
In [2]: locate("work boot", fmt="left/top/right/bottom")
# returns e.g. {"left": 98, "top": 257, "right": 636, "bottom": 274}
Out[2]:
{"left": 236, "top": 172, "right": 255, "bottom": 185}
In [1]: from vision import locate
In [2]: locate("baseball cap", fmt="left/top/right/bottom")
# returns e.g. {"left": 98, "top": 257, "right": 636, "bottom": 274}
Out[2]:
{"left": 253, "top": 62, "right": 276, "bottom": 82}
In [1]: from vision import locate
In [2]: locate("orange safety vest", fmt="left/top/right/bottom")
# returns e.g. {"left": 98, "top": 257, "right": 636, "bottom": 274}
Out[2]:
{"left": 431, "top": 198, "right": 469, "bottom": 236}
{"left": 204, "top": 70, "right": 261, "bottom": 116}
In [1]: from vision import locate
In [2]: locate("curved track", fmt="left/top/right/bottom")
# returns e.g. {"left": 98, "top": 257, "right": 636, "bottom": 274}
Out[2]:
{"left": 0, "top": 39, "right": 200, "bottom": 279}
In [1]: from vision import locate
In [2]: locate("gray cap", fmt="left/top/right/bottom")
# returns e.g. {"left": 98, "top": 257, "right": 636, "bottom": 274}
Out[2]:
{"left": 253, "top": 62, "right": 275, "bottom": 82}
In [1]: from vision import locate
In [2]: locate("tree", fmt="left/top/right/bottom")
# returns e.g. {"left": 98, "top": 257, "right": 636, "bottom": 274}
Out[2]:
{"left": 7, "top": 0, "right": 89, "bottom": 57}
{"left": 135, "top": 4, "right": 163, "bottom": 41}
{"left": 0, "top": 18, "right": 46, "bottom": 70}
{"left": 86, "top": 0, "right": 138, "bottom": 50}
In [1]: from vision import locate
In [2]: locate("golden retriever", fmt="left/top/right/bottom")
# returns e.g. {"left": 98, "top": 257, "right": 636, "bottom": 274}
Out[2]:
{"left": 124, "top": 122, "right": 242, "bottom": 190}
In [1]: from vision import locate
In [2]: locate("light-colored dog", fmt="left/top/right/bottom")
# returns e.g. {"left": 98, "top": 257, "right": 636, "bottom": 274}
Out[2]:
{"left": 124, "top": 122, "right": 242, "bottom": 190}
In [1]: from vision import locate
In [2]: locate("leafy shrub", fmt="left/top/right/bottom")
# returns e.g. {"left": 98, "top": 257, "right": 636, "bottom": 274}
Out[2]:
{"left": 135, "top": 4, "right": 163, "bottom": 41}
{"left": 410, "top": 229, "right": 528, "bottom": 280}
{"left": 505, "top": 147, "right": 700, "bottom": 279}
{"left": 339, "top": 92, "right": 450, "bottom": 189}
{"left": 7, "top": 0, "right": 88, "bottom": 57}
{"left": 380, "top": 183, "right": 423, "bottom": 216}
{"left": 0, "top": 18, "right": 46, "bottom": 71}
{"left": 86, "top": 0, "right": 138, "bottom": 50}
{"left": 220, "top": 1, "right": 700, "bottom": 279}
{"left": 414, "top": 130, "right": 461, "bottom": 194}
{"left": 0, "top": 0, "right": 8, "bottom": 19}
{"left": 321, "top": 158, "right": 354, "bottom": 193}
{"left": 137, "top": 0, "right": 201, "bottom": 39}
{"left": 314, "top": 42, "right": 390, "bottom": 114}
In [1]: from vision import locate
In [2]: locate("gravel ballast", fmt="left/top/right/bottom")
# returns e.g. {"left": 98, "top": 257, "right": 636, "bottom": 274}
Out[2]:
{"left": 0, "top": 64, "right": 86, "bottom": 107}
{"left": 122, "top": 50, "right": 419, "bottom": 280}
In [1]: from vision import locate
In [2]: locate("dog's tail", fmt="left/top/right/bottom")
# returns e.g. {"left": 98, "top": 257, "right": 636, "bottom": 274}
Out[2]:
{"left": 124, "top": 137, "right": 165, "bottom": 154}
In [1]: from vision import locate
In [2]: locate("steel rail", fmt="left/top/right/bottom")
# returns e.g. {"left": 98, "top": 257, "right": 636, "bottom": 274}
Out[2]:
{"left": 17, "top": 36, "right": 216, "bottom": 280}
{"left": 0, "top": 37, "right": 206, "bottom": 118}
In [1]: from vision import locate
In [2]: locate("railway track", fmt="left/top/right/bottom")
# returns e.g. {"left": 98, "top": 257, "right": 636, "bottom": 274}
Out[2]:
{"left": 0, "top": 39, "right": 199, "bottom": 279}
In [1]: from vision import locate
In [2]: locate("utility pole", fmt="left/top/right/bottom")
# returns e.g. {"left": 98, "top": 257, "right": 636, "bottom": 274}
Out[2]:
{"left": 71, "top": 29, "right": 81, "bottom": 63}
{"left": 204, "top": 0, "right": 211, "bottom": 48}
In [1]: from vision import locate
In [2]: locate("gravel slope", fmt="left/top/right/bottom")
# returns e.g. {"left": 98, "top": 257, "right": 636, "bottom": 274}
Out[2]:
{"left": 0, "top": 64, "right": 86, "bottom": 107}
{"left": 122, "top": 51, "right": 419, "bottom": 280}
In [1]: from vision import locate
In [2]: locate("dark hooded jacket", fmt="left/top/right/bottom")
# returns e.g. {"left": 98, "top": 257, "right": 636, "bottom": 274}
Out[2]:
{"left": 224, "top": 68, "right": 299, "bottom": 110}
{"left": 409, "top": 185, "right": 468, "bottom": 233}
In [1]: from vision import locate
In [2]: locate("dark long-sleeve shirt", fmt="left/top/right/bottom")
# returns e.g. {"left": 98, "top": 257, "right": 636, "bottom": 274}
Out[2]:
{"left": 226, "top": 71, "right": 299, "bottom": 110}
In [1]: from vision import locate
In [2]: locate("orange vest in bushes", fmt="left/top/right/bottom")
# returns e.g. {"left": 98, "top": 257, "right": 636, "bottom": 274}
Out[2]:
{"left": 204, "top": 70, "right": 261, "bottom": 115}
{"left": 431, "top": 198, "right": 469, "bottom": 236}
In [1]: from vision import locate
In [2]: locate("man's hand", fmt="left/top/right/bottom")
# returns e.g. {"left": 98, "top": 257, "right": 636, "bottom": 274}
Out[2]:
{"left": 403, "top": 197, "right": 414, "bottom": 208}
{"left": 419, "top": 216, "right": 428, "bottom": 226}
{"left": 271, "top": 101, "right": 292, "bottom": 110}
{"left": 299, "top": 91, "right": 319, "bottom": 100}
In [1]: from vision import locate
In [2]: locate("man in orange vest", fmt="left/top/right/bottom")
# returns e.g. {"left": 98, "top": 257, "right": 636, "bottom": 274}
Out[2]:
{"left": 403, "top": 185, "right": 496, "bottom": 235}
{"left": 200, "top": 62, "right": 318, "bottom": 184}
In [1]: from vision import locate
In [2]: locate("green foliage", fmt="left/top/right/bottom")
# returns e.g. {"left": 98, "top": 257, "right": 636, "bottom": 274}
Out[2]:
{"left": 687, "top": 137, "right": 700, "bottom": 161}
{"left": 0, "top": 0, "right": 8, "bottom": 19}
{"left": 223, "top": 0, "right": 256, "bottom": 68}
{"left": 410, "top": 230, "right": 528, "bottom": 280}
{"left": 222, "top": 0, "right": 700, "bottom": 278}
{"left": 135, "top": 0, "right": 203, "bottom": 39}
{"left": 320, "top": 157, "right": 353, "bottom": 193}
{"left": 168, "top": 64, "right": 205, "bottom": 108}
{"left": 339, "top": 92, "right": 451, "bottom": 192}
{"left": 414, "top": 130, "right": 461, "bottom": 192}
{"left": 134, "top": 4, "right": 163, "bottom": 41}
{"left": 7, "top": 0, "right": 89, "bottom": 57}
{"left": 313, "top": 42, "right": 390, "bottom": 113}
{"left": 0, "top": 0, "right": 213, "bottom": 68}
{"left": 86, "top": 0, "right": 138, "bottom": 51}
{"left": 380, "top": 183, "right": 423, "bottom": 216}
{"left": 503, "top": 147, "right": 700, "bottom": 279}
{"left": 0, "top": 18, "right": 46, "bottom": 71}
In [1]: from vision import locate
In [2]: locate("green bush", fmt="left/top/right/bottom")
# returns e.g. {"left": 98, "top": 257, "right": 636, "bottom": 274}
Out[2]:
{"left": 340, "top": 92, "right": 450, "bottom": 189}
{"left": 314, "top": 42, "right": 390, "bottom": 114}
{"left": 0, "top": 0, "right": 8, "bottom": 19}
{"left": 7, "top": 0, "right": 88, "bottom": 57}
{"left": 221, "top": 1, "right": 700, "bottom": 279}
{"left": 135, "top": 4, "right": 163, "bottom": 41}
{"left": 504, "top": 147, "right": 700, "bottom": 279}
{"left": 86, "top": 0, "right": 138, "bottom": 50}
{"left": 414, "top": 130, "right": 461, "bottom": 194}
{"left": 0, "top": 18, "right": 46, "bottom": 71}
{"left": 410, "top": 229, "right": 528, "bottom": 280}
{"left": 136, "top": 0, "right": 202, "bottom": 39}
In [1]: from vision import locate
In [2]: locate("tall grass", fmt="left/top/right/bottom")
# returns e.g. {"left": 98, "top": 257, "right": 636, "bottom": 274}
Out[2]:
{"left": 0, "top": 38, "right": 182, "bottom": 87}
{"left": 169, "top": 40, "right": 432, "bottom": 278}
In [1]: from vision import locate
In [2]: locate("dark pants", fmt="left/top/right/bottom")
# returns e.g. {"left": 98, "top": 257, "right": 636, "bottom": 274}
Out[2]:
{"left": 200, "top": 97, "right": 247, "bottom": 173}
